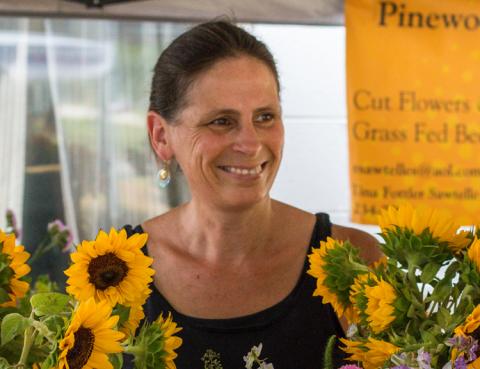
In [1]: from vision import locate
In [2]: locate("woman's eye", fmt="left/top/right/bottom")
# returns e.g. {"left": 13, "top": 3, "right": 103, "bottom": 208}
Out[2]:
{"left": 209, "top": 118, "right": 231, "bottom": 127}
{"left": 255, "top": 113, "right": 274, "bottom": 123}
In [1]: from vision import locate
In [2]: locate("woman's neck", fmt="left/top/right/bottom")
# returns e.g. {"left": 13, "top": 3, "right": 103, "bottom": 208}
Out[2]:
{"left": 178, "top": 197, "right": 277, "bottom": 265}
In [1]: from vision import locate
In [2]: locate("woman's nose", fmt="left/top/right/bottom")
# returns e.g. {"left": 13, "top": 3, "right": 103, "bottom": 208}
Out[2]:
{"left": 232, "top": 122, "right": 262, "bottom": 156}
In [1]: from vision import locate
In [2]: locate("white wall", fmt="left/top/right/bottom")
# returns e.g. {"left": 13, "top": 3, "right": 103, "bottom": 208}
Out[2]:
{"left": 250, "top": 24, "right": 379, "bottom": 235}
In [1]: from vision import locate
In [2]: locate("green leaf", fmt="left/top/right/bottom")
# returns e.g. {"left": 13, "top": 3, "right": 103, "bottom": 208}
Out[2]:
{"left": 1, "top": 313, "right": 29, "bottom": 346}
{"left": 393, "top": 296, "right": 410, "bottom": 313}
{"left": 30, "top": 293, "right": 70, "bottom": 316}
{"left": 430, "top": 282, "right": 452, "bottom": 302}
{"left": 406, "top": 304, "right": 417, "bottom": 319}
{"left": 435, "top": 307, "right": 452, "bottom": 327}
{"left": 420, "top": 262, "right": 441, "bottom": 283}
{"left": 420, "top": 329, "right": 439, "bottom": 345}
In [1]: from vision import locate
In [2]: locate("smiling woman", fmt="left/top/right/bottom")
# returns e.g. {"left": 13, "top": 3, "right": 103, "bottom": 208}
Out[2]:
{"left": 124, "top": 20, "right": 381, "bottom": 369}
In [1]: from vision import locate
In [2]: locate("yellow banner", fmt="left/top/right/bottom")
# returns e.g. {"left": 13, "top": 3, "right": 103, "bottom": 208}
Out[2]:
{"left": 346, "top": 0, "right": 480, "bottom": 224}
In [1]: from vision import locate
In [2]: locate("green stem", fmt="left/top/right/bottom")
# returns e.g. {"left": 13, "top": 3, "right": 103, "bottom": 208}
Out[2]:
{"left": 18, "top": 313, "right": 36, "bottom": 367}
{"left": 348, "top": 255, "right": 370, "bottom": 273}
{"left": 124, "top": 344, "right": 145, "bottom": 359}
{"left": 29, "top": 240, "right": 51, "bottom": 264}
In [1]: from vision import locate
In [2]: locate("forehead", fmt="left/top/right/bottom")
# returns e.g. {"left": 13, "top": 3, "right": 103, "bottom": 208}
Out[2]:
{"left": 183, "top": 56, "right": 280, "bottom": 114}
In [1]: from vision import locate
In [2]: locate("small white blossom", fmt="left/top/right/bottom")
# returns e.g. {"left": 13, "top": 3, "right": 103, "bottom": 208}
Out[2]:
{"left": 243, "top": 344, "right": 263, "bottom": 369}
{"left": 243, "top": 343, "right": 274, "bottom": 369}
{"left": 244, "top": 354, "right": 254, "bottom": 369}
{"left": 346, "top": 323, "right": 358, "bottom": 338}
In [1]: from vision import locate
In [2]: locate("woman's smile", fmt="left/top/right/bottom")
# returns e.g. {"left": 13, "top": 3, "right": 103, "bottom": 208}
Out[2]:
{"left": 217, "top": 161, "right": 267, "bottom": 176}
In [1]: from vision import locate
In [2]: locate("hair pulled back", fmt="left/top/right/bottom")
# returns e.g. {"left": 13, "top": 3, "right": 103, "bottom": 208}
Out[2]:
{"left": 149, "top": 20, "right": 280, "bottom": 122}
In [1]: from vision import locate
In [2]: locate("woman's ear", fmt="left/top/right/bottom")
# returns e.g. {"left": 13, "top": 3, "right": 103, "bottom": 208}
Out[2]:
{"left": 147, "top": 111, "right": 174, "bottom": 161}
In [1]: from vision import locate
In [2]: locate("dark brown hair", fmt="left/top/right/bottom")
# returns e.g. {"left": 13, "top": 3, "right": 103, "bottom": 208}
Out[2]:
{"left": 149, "top": 20, "right": 280, "bottom": 122}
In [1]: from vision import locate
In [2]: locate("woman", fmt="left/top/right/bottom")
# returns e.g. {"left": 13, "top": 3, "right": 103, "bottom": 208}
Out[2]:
{"left": 125, "top": 20, "right": 381, "bottom": 368}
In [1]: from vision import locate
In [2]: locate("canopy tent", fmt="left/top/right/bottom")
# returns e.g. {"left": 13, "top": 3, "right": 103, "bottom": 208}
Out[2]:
{"left": 0, "top": 0, "right": 344, "bottom": 25}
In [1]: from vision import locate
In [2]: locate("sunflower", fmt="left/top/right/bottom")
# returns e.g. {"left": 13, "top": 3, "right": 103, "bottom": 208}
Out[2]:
{"left": 156, "top": 312, "right": 183, "bottom": 368}
{"left": 129, "top": 311, "right": 183, "bottom": 369}
{"left": 65, "top": 228, "right": 154, "bottom": 307}
{"left": 57, "top": 298, "right": 124, "bottom": 369}
{"left": 0, "top": 229, "right": 30, "bottom": 307}
{"left": 364, "top": 277, "right": 397, "bottom": 333}
{"left": 340, "top": 337, "right": 399, "bottom": 369}
{"left": 378, "top": 203, "right": 470, "bottom": 252}
{"left": 308, "top": 237, "right": 368, "bottom": 322}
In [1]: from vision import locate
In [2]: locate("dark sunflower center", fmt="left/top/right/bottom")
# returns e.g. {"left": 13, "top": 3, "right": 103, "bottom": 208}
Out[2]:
{"left": 88, "top": 252, "right": 129, "bottom": 290}
{"left": 67, "top": 327, "right": 94, "bottom": 369}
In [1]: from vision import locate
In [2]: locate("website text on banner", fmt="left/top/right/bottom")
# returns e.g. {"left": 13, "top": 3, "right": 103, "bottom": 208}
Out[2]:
{"left": 346, "top": 0, "right": 480, "bottom": 224}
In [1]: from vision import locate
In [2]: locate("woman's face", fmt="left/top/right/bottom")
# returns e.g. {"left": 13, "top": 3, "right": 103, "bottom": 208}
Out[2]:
{"left": 165, "top": 55, "right": 284, "bottom": 210}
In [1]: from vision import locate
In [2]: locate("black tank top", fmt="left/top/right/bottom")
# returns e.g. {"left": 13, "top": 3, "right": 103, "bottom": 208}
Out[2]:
{"left": 124, "top": 213, "right": 346, "bottom": 368}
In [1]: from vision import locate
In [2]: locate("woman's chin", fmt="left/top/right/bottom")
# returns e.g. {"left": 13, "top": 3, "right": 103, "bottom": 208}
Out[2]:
{"left": 212, "top": 190, "right": 271, "bottom": 211}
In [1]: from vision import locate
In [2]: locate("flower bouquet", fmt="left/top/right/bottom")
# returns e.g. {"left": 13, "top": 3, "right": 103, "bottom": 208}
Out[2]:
{"left": 308, "top": 203, "right": 480, "bottom": 369}
{"left": 0, "top": 216, "right": 182, "bottom": 369}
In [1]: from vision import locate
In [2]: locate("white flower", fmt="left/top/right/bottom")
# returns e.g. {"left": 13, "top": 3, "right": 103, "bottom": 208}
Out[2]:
{"left": 244, "top": 353, "right": 255, "bottom": 369}
{"left": 346, "top": 323, "right": 358, "bottom": 338}
{"left": 243, "top": 343, "right": 264, "bottom": 369}
{"left": 251, "top": 343, "right": 263, "bottom": 357}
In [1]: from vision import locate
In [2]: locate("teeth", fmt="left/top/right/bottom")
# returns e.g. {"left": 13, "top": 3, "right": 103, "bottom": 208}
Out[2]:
{"left": 222, "top": 165, "right": 263, "bottom": 175}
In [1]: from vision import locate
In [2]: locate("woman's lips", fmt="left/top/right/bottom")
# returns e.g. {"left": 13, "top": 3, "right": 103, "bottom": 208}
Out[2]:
{"left": 218, "top": 161, "right": 268, "bottom": 176}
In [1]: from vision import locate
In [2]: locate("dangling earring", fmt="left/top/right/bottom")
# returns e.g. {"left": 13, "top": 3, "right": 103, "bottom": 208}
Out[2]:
{"left": 156, "top": 160, "right": 171, "bottom": 188}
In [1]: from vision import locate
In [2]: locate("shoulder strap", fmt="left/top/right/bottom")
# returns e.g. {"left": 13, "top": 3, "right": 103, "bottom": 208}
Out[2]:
{"left": 123, "top": 224, "right": 144, "bottom": 237}
{"left": 309, "top": 212, "right": 332, "bottom": 247}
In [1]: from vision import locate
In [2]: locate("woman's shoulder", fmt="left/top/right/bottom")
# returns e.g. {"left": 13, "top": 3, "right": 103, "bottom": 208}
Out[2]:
{"left": 141, "top": 206, "right": 184, "bottom": 240}
{"left": 271, "top": 201, "right": 317, "bottom": 238}
{"left": 272, "top": 200, "right": 315, "bottom": 222}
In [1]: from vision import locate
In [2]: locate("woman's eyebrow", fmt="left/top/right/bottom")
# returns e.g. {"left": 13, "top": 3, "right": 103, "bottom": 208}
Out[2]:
{"left": 201, "top": 105, "right": 278, "bottom": 120}
{"left": 253, "top": 105, "right": 277, "bottom": 113}
{"left": 202, "top": 108, "right": 240, "bottom": 119}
